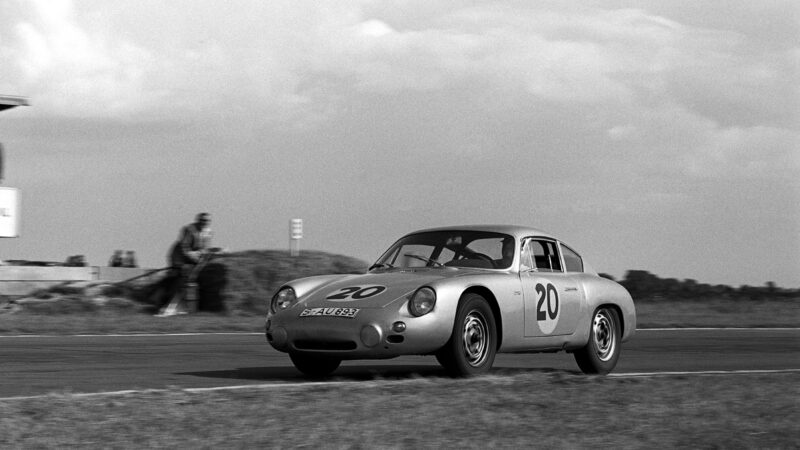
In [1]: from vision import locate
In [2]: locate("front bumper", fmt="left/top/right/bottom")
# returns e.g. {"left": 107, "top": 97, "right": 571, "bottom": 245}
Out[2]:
{"left": 266, "top": 307, "right": 451, "bottom": 359}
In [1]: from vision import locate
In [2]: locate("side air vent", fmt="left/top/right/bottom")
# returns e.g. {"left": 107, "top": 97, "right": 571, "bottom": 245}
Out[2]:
{"left": 387, "top": 335, "right": 404, "bottom": 344}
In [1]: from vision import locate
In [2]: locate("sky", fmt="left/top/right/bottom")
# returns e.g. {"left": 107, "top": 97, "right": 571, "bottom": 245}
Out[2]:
{"left": 0, "top": 0, "right": 797, "bottom": 287}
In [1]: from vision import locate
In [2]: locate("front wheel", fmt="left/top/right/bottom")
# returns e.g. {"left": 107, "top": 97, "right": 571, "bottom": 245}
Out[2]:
{"left": 436, "top": 293, "right": 497, "bottom": 377}
{"left": 574, "top": 307, "right": 621, "bottom": 375}
{"left": 289, "top": 353, "right": 341, "bottom": 378}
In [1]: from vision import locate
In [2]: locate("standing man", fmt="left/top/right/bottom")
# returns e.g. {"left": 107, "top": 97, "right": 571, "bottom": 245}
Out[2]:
{"left": 159, "top": 212, "right": 213, "bottom": 316}
{"left": 170, "top": 213, "right": 213, "bottom": 268}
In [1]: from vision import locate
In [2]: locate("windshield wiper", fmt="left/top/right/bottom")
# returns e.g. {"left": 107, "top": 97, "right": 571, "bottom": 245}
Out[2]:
{"left": 368, "top": 262, "right": 395, "bottom": 271}
{"left": 404, "top": 253, "right": 444, "bottom": 268}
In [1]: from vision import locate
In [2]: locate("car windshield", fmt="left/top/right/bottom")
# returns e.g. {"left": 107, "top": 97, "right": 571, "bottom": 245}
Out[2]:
{"left": 373, "top": 230, "right": 516, "bottom": 270}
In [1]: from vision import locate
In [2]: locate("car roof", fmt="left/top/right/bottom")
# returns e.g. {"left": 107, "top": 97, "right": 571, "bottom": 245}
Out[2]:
{"left": 407, "top": 225, "right": 557, "bottom": 241}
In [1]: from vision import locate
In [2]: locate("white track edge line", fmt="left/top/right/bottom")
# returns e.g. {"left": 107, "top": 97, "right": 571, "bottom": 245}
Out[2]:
{"left": 609, "top": 369, "right": 800, "bottom": 378}
{"left": 0, "top": 381, "right": 370, "bottom": 402}
{"left": 1, "top": 369, "right": 798, "bottom": 402}
{"left": 639, "top": 327, "right": 800, "bottom": 331}
{"left": 0, "top": 332, "right": 263, "bottom": 338}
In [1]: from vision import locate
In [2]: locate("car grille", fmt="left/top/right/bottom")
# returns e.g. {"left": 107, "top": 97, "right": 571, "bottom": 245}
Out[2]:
{"left": 294, "top": 339, "right": 358, "bottom": 351}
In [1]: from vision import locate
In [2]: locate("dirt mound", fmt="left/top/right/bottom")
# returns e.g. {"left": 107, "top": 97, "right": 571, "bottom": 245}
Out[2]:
{"left": 208, "top": 250, "right": 368, "bottom": 314}
{"left": 2, "top": 250, "right": 368, "bottom": 316}
{"left": 1, "top": 281, "right": 146, "bottom": 315}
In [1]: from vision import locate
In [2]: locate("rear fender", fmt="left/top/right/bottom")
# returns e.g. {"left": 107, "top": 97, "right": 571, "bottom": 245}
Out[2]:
{"left": 575, "top": 276, "right": 636, "bottom": 345}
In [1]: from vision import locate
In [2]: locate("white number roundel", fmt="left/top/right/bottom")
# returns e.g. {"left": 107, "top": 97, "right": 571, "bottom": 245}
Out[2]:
{"left": 326, "top": 286, "right": 386, "bottom": 302}
{"left": 535, "top": 283, "right": 560, "bottom": 334}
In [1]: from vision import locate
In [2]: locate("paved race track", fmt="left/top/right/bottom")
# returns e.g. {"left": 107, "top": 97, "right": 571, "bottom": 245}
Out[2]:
{"left": 1, "top": 329, "right": 798, "bottom": 398}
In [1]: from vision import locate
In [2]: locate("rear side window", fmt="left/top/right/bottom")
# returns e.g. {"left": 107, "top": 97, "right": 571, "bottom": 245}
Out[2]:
{"left": 561, "top": 244, "right": 583, "bottom": 273}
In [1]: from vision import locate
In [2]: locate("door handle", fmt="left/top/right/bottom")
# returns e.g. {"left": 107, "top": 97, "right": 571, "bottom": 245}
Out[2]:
{"left": 564, "top": 287, "right": 578, "bottom": 292}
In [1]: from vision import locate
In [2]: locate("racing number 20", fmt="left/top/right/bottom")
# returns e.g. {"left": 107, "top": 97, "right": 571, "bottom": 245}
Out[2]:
{"left": 535, "top": 283, "right": 559, "bottom": 321}
{"left": 327, "top": 286, "right": 386, "bottom": 300}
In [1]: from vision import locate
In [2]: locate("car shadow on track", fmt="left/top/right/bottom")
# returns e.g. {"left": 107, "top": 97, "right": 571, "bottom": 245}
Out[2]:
{"left": 176, "top": 365, "right": 578, "bottom": 383}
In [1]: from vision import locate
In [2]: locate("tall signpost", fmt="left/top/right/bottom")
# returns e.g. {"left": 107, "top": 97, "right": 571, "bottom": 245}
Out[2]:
{"left": 0, "top": 186, "right": 19, "bottom": 238}
{"left": 290, "top": 218, "right": 303, "bottom": 257}
{"left": 0, "top": 96, "right": 27, "bottom": 242}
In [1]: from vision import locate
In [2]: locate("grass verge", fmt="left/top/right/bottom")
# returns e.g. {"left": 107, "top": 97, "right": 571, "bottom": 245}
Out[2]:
{"left": 0, "top": 296, "right": 797, "bottom": 336}
{"left": 1, "top": 372, "right": 797, "bottom": 448}
{"left": 634, "top": 297, "right": 800, "bottom": 328}
{"left": 0, "top": 311, "right": 264, "bottom": 335}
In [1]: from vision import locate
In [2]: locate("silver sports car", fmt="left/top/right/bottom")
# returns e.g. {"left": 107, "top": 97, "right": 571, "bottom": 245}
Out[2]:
{"left": 266, "top": 225, "right": 636, "bottom": 377}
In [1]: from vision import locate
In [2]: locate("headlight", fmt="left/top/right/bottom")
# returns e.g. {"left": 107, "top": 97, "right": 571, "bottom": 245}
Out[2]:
{"left": 271, "top": 287, "right": 298, "bottom": 313}
{"left": 408, "top": 287, "right": 436, "bottom": 317}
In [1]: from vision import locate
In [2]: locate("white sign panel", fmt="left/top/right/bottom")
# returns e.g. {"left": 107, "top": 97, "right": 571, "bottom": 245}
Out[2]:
{"left": 290, "top": 218, "right": 303, "bottom": 240}
{"left": 0, "top": 187, "right": 19, "bottom": 237}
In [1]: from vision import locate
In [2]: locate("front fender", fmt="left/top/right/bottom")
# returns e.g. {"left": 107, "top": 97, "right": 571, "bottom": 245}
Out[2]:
{"left": 277, "top": 274, "right": 357, "bottom": 300}
{"left": 426, "top": 273, "right": 521, "bottom": 351}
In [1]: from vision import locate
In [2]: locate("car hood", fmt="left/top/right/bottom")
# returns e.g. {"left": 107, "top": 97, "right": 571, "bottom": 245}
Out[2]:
{"left": 299, "top": 270, "right": 451, "bottom": 309}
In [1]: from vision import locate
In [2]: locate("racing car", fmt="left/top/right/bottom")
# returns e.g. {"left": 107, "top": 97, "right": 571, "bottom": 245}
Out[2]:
{"left": 266, "top": 225, "right": 635, "bottom": 377}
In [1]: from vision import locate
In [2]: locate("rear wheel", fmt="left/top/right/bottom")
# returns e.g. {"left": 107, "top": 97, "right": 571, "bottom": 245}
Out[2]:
{"left": 289, "top": 353, "right": 341, "bottom": 378}
{"left": 436, "top": 293, "right": 497, "bottom": 377}
{"left": 574, "top": 307, "right": 621, "bottom": 375}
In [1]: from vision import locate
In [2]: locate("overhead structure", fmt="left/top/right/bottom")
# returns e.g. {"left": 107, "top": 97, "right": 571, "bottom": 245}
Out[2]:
{"left": 0, "top": 95, "right": 29, "bottom": 112}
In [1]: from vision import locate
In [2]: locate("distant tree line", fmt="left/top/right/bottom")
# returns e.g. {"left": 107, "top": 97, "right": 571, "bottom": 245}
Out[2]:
{"left": 599, "top": 270, "right": 799, "bottom": 301}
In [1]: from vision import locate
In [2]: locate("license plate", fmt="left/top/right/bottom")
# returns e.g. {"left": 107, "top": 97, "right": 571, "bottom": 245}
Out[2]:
{"left": 300, "top": 307, "right": 360, "bottom": 318}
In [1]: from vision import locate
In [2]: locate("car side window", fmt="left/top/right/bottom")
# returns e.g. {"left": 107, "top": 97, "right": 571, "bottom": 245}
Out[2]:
{"left": 520, "top": 241, "right": 534, "bottom": 271}
{"left": 524, "top": 239, "right": 562, "bottom": 272}
{"left": 561, "top": 244, "right": 583, "bottom": 273}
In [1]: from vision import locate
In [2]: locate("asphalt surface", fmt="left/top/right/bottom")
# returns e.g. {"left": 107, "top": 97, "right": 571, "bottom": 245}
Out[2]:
{"left": 1, "top": 329, "right": 798, "bottom": 398}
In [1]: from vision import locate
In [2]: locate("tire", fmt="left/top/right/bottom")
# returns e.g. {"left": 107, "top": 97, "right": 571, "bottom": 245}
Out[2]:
{"left": 574, "top": 307, "right": 621, "bottom": 375}
{"left": 436, "top": 293, "right": 497, "bottom": 377}
{"left": 289, "top": 353, "right": 341, "bottom": 378}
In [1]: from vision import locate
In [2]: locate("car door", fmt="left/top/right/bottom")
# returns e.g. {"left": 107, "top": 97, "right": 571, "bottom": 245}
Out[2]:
{"left": 520, "top": 238, "right": 583, "bottom": 337}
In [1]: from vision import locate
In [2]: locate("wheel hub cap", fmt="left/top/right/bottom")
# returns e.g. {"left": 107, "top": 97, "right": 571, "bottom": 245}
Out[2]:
{"left": 593, "top": 311, "right": 616, "bottom": 362}
{"left": 463, "top": 312, "right": 488, "bottom": 366}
